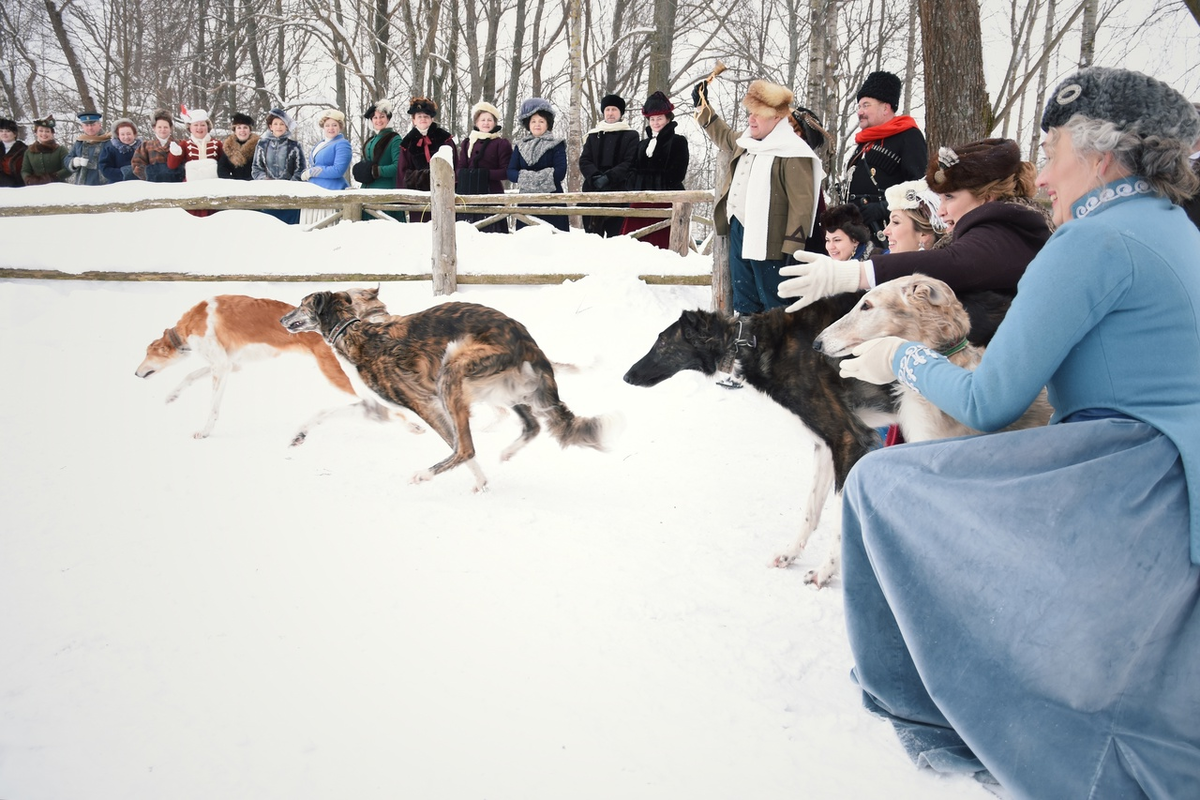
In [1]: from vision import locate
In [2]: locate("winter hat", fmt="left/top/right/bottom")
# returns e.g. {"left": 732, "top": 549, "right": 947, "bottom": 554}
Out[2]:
{"left": 180, "top": 106, "right": 210, "bottom": 126}
{"left": 316, "top": 108, "right": 346, "bottom": 128}
{"left": 364, "top": 99, "right": 394, "bottom": 120}
{"left": 33, "top": 115, "right": 56, "bottom": 131}
{"left": 407, "top": 96, "right": 438, "bottom": 118}
{"left": 885, "top": 178, "right": 945, "bottom": 231}
{"left": 600, "top": 94, "right": 627, "bottom": 116}
{"left": 265, "top": 108, "right": 294, "bottom": 131}
{"left": 742, "top": 80, "right": 792, "bottom": 119}
{"left": 856, "top": 71, "right": 902, "bottom": 111}
{"left": 821, "top": 204, "right": 870, "bottom": 245}
{"left": 641, "top": 91, "right": 675, "bottom": 118}
{"left": 151, "top": 109, "right": 174, "bottom": 126}
{"left": 0, "top": 118, "right": 17, "bottom": 134}
{"left": 111, "top": 117, "right": 138, "bottom": 136}
{"left": 231, "top": 112, "right": 254, "bottom": 128}
{"left": 1040, "top": 66, "right": 1200, "bottom": 144}
{"left": 518, "top": 97, "right": 555, "bottom": 131}
{"left": 927, "top": 138, "right": 1022, "bottom": 195}
{"left": 470, "top": 101, "right": 502, "bottom": 129}
{"left": 77, "top": 111, "right": 102, "bottom": 124}
{"left": 791, "top": 106, "right": 828, "bottom": 150}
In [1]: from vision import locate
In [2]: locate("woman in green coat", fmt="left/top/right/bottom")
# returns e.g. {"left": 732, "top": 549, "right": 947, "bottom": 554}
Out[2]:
{"left": 351, "top": 99, "right": 403, "bottom": 221}
{"left": 22, "top": 117, "right": 70, "bottom": 185}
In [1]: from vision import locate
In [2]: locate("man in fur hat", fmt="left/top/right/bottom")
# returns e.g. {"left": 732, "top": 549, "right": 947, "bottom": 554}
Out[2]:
{"left": 64, "top": 110, "right": 111, "bottom": 185}
{"left": 841, "top": 71, "right": 927, "bottom": 244}
{"left": 579, "top": 93, "right": 639, "bottom": 236}
{"left": 692, "top": 77, "right": 824, "bottom": 317}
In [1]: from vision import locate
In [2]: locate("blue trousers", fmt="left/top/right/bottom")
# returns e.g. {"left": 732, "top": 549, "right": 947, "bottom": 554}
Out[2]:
{"left": 728, "top": 218, "right": 788, "bottom": 315}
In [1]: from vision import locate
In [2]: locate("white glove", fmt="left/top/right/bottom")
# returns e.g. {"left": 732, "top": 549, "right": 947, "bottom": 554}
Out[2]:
{"left": 839, "top": 337, "right": 905, "bottom": 384}
{"left": 301, "top": 166, "right": 323, "bottom": 180}
{"left": 72, "top": 156, "right": 88, "bottom": 168}
{"left": 168, "top": 141, "right": 183, "bottom": 156}
{"left": 777, "top": 251, "right": 863, "bottom": 312}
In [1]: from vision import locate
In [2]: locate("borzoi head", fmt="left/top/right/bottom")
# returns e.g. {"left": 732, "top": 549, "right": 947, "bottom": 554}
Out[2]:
{"left": 813, "top": 274, "right": 970, "bottom": 357}
{"left": 624, "top": 309, "right": 729, "bottom": 386}
{"left": 135, "top": 328, "right": 189, "bottom": 378}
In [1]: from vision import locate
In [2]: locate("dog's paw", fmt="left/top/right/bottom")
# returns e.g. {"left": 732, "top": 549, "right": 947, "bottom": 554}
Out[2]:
{"left": 192, "top": 431, "right": 209, "bottom": 440}
{"left": 803, "top": 565, "right": 837, "bottom": 589}
{"left": 165, "top": 392, "right": 180, "bottom": 405}
{"left": 770, "top": 553, "right": 798, "bottom": 569}
{"left": 410, "top": 469, "right": 433, "bottom": 485}
{"left": 290, "top": 432, "right": 307, "bottom": 447}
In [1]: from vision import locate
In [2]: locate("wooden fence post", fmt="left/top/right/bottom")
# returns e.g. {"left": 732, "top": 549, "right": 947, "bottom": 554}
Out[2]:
{"left": 710, "top": 150, "right": 732, "bottom": 313}
{"left": 430, "top": 145, "right": 457, "bottom": 296}
{"left": 668, "top": 201, "right": 692, "bottom": 256}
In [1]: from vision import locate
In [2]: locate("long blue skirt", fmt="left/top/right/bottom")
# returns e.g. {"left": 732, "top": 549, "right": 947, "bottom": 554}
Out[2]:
{"left": 842, "top": 417, "right": 1200, "bottom": 799}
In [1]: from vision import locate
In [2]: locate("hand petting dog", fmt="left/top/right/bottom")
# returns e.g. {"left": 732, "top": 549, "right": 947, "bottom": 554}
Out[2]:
{"left": 778, "top": 251, "right": 864, "bottom": 312}
{"left": 839, "top": 336, "right": 905, "bottom": 384}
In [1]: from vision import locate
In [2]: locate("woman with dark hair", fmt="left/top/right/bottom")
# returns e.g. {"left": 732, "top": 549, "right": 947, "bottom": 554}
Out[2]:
{"left": 251, "top": 108, "right": 306, "bottom": 225}
{"left": 21, "top": 117, "right": 69, "bottom": 185}
{"left": 0, "top": 118, "right": 28, "bottom": 188}
{"left": 398, "top": 96, "right": 454, "bottom": 221}
{"left": 821, "top": 203, "right": 873, "bottom": 261}
{"left": 131, "top": 110, "right": 185, "bottom": 183}
{"left": 455, "top": 101, "right": 513, "bottom": 233}
{"left": 620, "top": 91, "right": 689, "bottom": 249}
{"left": 217, "top": 112, "right": 259, "bottom": 181}
{"left": 352, "top": 99, "right": 403, "bottom": 221}
{"left": 507, "top": 98, "right": 568, "bottom": 231}
{"left": 832, "top": 67, "right": 1200, "bottom": 797}
{"left": 99, "top": 118, "right": 141, "bottom": 183}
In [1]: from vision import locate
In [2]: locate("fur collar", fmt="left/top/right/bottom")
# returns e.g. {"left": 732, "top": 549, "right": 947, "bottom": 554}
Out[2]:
{"left": 401, "top": 123, "right": 452, "bottom": 149}
{"left": 30, "top": 140, "right": 61, "bottom": 153}
{"left": 77, "top": 133, "right": 111, "bottom": 144}
{"left": 221, "top": 133, "right": 260, "bottom": 167}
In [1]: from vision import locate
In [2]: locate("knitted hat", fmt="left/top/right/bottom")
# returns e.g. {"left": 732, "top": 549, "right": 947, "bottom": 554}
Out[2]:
{"left": 231, "top": 112, "right": 254, "bottom": 128}
{"left": 742, "top": 80, "right": 792, "bottom": 119}
{"left": 927, "top": 138, "right": 1022, "bottom": 195}
{"left": 857, "top": 71, "right": 902, "bottom": 111}
{"left": 407, "top": 96, "right": 438, "bottom": 118}
{"left": 470, "top": 101, "right": 502, "bottom": 129}
{"left": 885, "top": 179, "right": 946, "bottom": 232}
{"left": 111, "top": 117, "right": 138, "bottom": 136}
{"left": 316, "top": 108, "right": 346, "bottom": 128}
{"left": 77, "top": 111, "right": 102, "bottom": 124}
{"left": 821, "top": 204, "right": 870, "bottom": 245}
{"left": 265, "top": 108, "right": 294, "bottom": 131}
{"left": 517, "top": 97, "right": 555, "bottom": 130}
{"left": 1040, "top": 66, "right": 1200, "bottom": 143}
{"left": 364, "top": 99, "right": 394, "bottom": 120}
{"left": 33, "top": 115, "right": 56, "bottom": 131}
{"left": 600, "top": 94, "right": 627, "bottom": 116}
{"left": 641, "top": 91, "right": 674, "bottom": 117}
{"left": 0, "top": 118, "right": 16, "bottom": 134}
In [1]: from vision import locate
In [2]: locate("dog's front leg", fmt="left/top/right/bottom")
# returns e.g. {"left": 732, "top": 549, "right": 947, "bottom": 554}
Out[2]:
{"left": 770, "top": 439, "right": 835, "bottom": 569}
{"left": 166, "top": 365, "right": 210, "bottom": 404}
{"left": 195, "top": 363, "right": 232, "bottom": 439}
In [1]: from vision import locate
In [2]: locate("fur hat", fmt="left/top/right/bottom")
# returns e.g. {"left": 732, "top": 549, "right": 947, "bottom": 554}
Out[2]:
{"left": 407, "top": 96, "right": 438, "bottom": 118}
{"left": 600, "top": 94, "right": 627, "bottom": 116}
{"left": 742, "top": 80, "right": 792, "bottom": 119}
{"left": 364, "top": 99, "right": 393, "bottom": 120}
{"left": 470, "top": 101, "right": 502, "bottom": 129}
{"left": 927, "top": 138, "right": 1022, "bottom": 195}
{"left": 33, "top": 115, "right": 56, "bottom": 131}
{"left": 857, "top": 71, "right": 902, "bottom": 111}
{"left": 265, "top": 108, "right": 294, "bottom": 131}
{"left": 151, "top": 109, "right": 174, "bottom": 126}
{"left": 518, "top": 97, "right": 555, "bottom": 130}
{"left": 180, "top": 105, "right": 210, "bottom": 126}
{"left": 0, "top": 118, "right": 17, "bottom": 134}
{"left": 641, "top": 91, "right": 675, "bottom": 118}
{"left": 821, "top": 204, "right": 870, "bottom": 245}
{"left": 1040, "top": 66, "right": 1200, "bottom": 143}
{"left": 77, "top": 111, "right": 102, "bottom": 124}
{"left": 885, "top": 179, "right": 946, "bottom": 232}
{"left": 316, "top": 108, "right": 346, "bottom": 128}
{"left": 231, "top": 112, "right": 254, "bottom": 128}
{"left": 111, "top": 117, "right": 138, "bottom": 136}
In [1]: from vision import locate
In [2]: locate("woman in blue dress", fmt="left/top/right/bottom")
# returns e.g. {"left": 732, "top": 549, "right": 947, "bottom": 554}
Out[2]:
{"left": 300, "top": 108, "right": 352, "bottom": 226}
{"left": 833, "top": 67, "right": 1200, "bottom": 798}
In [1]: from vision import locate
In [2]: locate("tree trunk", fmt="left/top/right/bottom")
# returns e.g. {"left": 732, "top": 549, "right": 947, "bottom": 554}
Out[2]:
{"left": 567, "top": 0, "right": 583, "bottom": 199}
{"left": 917, "top": 0, "right": 990, "bottom": 149}
{"left": 504, "top": 0, "right": 527, "bottom": 128}
{"left": 648, "top": 0, "right": 677, "bottom": 93}
{"left": 1030, "top": 0, "right": 1056, "bottom": 159}
{"left": 1079, "top": 0, "right": 1097, "bottom": 67}
{"left": 43, "top": 0, "right": 96, "bottom": 113}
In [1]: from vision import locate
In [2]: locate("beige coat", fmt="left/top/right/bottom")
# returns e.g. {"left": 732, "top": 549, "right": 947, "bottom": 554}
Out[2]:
{"left": 697, "top": 106, "right": 816, "bottom": 260}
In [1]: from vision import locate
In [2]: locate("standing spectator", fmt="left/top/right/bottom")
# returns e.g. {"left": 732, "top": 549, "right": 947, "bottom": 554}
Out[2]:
{"left": 98, "top": 118, "right": 141, "bottom": 183}
{"left": 352, "top": 99, "right": 403, "bottom": 221}
{"left": 821, "top": 204, "right": 874, "bottom": 261}
{"left": 579, "top": 93, "right": 639, "bottom": 236}
{"left": 398, "top": 96, "right": 454, "bottom": 222}
{"left": 217, "top": 112, "right": 259, "bottom": 180}
{"left": 455, "top": 100, "right": 513, "bottom": 233}
{"left": 0, "top": 118, "right": 27, "bottom": 188}
{"left": 64, "top": 110, "right": 110, "bottom": 186}
{"left": 692, "top": 78, "right": 823, "bottom": 313}
{"left": 507, "top": 97, "right": 569, "bottom": 232}
{"left": 21, "top": 116, "right": 69, "bottom": 185}
{"left": 881, "top": 179, "right": 945, "bottom": 253}
{"left": 252, "top": 107, "right": 306, "bottom": 225}
{"left": 300, "top": 108, "right": 352, "bottom": 226}
{"left": 131, "top": 110, "right": 185, "bottom": 183}
{"left": 620, "top": 91, "right": 690, "bottom": 249}
{"left": 841, "top": 71, "right": 928, "bottom": 245}
{"left": 167, "top": 107, "right": 223, "bottom": 217}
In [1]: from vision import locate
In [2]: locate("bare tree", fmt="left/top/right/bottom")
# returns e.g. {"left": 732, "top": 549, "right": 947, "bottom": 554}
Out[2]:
{"left": 917, "top": 0, "right": 990, "bottom": 148}
{"left": 43, "top": 0, "right": 96, "bottom": 112}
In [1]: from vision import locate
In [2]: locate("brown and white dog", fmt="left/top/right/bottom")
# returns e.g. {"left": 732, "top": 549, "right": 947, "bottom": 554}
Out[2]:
{"left": 814, "top": 274, "right": 1053, "bottom": 441}
{"left": 135, "top": 294, "right": 420, "bottom": 442}
{"left": 281, "top": 290, "right": 612, "bottom": 491}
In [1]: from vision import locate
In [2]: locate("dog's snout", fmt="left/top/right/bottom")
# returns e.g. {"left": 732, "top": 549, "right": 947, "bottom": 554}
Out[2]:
{"left": 812, "top": 338, "right": 826, "bottom": 354}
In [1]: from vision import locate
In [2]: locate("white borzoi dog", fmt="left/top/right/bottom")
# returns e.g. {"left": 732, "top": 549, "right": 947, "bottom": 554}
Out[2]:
{"left": 135, "top": 294, "right": 422, "bottom": 442}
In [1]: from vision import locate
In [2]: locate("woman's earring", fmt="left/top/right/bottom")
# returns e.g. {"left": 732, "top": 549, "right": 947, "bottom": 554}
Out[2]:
{"left": 918, "top": 240, "right": 926, "bottom": 251}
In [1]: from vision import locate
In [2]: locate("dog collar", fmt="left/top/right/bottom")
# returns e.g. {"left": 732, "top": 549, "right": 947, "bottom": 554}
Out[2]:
{"left": 939, "top": 338, "right": 968, "bottom": 357}
{"left": 166, "top": 327, "right": 189, "bottom": 351}
{"left": 328, "top": 317, "right": 360, "bottom": 344}
{"left": 732, "top": 316, "right": 757, "bottom": 351}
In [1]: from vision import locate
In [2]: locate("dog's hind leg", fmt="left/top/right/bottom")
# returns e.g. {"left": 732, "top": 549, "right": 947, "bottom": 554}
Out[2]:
{"left": 499, "top": 404, "right": 540, "bottom": 462}
{"left": 166, "top": 365, "right": 210, "bottom": 404}
{"left": 289, "top": 399, "right": 424, "bottom": 447}
{"left": 806, "top": 530, "right": 841, "bottom": 589}
{"left": 195, "top": 362, "right": 232, "bottom": 439}
{"left": 770, "top": 439, "right": 835, "bottom": 569}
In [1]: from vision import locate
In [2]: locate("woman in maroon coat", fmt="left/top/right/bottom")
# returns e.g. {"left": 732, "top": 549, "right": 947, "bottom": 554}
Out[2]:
{"left": 397, "top": 96, "right": 455, "bottom": 222}
{"left": 455, "top": 101, "right": 513, "bottom": 233}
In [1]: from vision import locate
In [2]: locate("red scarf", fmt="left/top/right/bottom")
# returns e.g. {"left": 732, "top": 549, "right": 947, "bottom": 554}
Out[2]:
{"left": 415, "top": 134, "right": 432, "bottom": 162}
{"left": 854, "top": 114, "right": 919, "bottom": 144}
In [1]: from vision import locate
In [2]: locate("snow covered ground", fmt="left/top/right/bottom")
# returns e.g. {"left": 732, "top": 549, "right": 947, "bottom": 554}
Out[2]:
{"left": 0, "top": 200, "right": 995, "bottom": 799}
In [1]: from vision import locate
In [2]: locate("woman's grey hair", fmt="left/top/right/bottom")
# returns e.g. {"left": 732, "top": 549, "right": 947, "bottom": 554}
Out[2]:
{"left": 1058, "top": 113, "right": 1199, "bottom": 204}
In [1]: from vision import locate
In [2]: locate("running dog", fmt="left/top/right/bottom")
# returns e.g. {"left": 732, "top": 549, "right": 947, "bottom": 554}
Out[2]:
{"left": 280, "top": 290, "right": 611, "bottom": 491}
{"left": 136, "top": 294, "right": 421, "bottom": 442}
{"left": 814, "top": 275, "right": 1052, "bottom": 441}
{"left": 623, "top": 295, "right": 896, "bottom": 586}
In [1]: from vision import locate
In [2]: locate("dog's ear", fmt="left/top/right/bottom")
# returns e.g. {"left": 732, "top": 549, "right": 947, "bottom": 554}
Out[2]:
{"left": 311, "top": 292, "right": 328, "bottom": 316}
{"left": 907, "top": 277, "right": 953, "bottom": 307}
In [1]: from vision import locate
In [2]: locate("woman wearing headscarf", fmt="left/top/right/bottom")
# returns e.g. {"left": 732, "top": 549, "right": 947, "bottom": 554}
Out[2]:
{"left": 832, "top": 67, "right": 1200, "bottom": 798}
{"left": 620, "top": 91, "right": 689, "bottom": 249}
{"left": 455, "top": 100, "right": 513, "bottom": 233}
{"left": 507, "top": 98, "right": 568, "bottom": 232}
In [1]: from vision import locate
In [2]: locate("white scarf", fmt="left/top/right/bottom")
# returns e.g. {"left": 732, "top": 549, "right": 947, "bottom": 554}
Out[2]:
{"left": 733, "top": 121, "right": 825, "bottom": 260}
{"left": 466, "top": 129, "right": 501, "bottom": 159}
{"left": 585, "top": 120, "right": 633, "bottom": 136}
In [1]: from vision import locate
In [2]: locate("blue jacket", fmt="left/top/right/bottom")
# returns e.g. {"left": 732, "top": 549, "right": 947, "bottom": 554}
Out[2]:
{"left": 99, "top": 138, "right": 141, "bottom": 183}
{"left": 307, "top": 135, "right": 351, "bottom": 190}
{"left": 252, "top": 132, "right": 305, "bottom": 181}
{"left": 64, "top": 137, "right": 110, "bottom": 185}
{"left": 891, "top": 178, "right": 1200, "bottom": 563}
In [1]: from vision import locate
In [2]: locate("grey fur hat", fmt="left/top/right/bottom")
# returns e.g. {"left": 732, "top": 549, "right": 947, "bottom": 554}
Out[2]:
{"left": 265, "top": 108, "right": 295, "bottom": 131}
{"left": 517, "top": 97, "right": 555, "bottom": 130}
{"left": 1040, "top": 67, "right": 1200, "bottom": 143}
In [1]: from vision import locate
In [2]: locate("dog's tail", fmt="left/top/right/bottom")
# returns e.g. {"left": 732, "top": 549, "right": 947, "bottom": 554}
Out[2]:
{"left": 544, "top": 405, "right": 615, "bottom": 451}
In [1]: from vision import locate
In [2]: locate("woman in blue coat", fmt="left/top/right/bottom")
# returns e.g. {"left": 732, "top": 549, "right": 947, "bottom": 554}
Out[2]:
{"left": 833, "top": 67, "right": 1200, "bottom": 798}
{"left": 300, "top": 108, "right": 352, "bottom": 226}
{"left": 507, "top": 98, "right": 568, "bottom": 231}
{"left": 98, "top": 118, "right": 141, "bottom": 183}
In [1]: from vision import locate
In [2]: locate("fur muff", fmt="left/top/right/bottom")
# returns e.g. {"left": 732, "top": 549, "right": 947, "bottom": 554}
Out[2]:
{"left": 742, "top": 80, "right": 793, "bottom": 119}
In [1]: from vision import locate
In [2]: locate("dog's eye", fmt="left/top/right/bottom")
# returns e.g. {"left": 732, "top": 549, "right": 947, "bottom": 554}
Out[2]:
{"left": 859, "top": 300, "right": 873, "bottom": 311}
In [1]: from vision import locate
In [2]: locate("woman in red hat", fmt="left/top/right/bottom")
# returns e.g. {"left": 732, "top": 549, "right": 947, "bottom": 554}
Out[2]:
{"left": 620, "top": 91, "right": 689, "bottom": 249}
